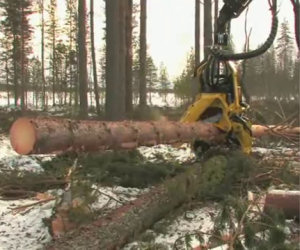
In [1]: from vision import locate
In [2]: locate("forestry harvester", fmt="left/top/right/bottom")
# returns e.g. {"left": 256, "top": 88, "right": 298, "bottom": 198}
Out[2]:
{"left": 9, "top": 0, "right": 300, "bottom": 156}
{"left": 182, "top": 0, "right": 278, "bottom": 155}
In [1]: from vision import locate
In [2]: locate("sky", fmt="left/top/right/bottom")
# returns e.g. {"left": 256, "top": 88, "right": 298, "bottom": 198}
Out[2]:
{"left": 31, "top": 0, "right": 297, "bottom": 80}
{"left": 147, "top": 0, "right": 296, "bottom": 79}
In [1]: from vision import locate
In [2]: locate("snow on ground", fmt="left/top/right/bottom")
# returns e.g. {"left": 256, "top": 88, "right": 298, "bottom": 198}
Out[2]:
{"left": 0, "top": 135, "right": 54, "bottom": 172}
{"left": 91, "top": 186, "right": 148, "bottom": 212}
{"left": 0, "top": 132, "right": 298, "bottom": 250}
{"left": 123, "top": 203, "right": 218, "bottom": 250}
{"left": 138, "top": 143, "right": 195, "bottom": 163}
{"left": 0, "top": 199, "right": 55, "bottom": 250}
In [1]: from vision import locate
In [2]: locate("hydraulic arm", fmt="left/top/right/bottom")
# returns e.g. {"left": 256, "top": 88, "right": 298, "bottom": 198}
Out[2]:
{"left": 181, "top": 0, "right": 278, "bottom": 154}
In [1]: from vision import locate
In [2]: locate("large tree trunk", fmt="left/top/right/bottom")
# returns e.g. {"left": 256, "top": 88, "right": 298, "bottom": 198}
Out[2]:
{"left": 204, "top": 0, "right": 212, "bottom": 59}
{"left": 46, "top": 164, "right": 208, "bottom": 250}
{"left": 10, "top": 118, "right": 300, "bottom": 156}
{"left": 10, "top": 117, "right": 222, "bottom": 155}
{"left": 105, "top": 1, "right": 126, "bottom": 120}
{"left": 125, "top": 0, "right": 133, "bottom": 116}
{"left": 78, "top": 0, "right": 88, "bottom": 118}
{"left": 139, "top": 0, "right": 147, "bottom": 108}
{"left": 195, "top": 0, "right": 200, "bottom": 66}
{"left": 90, "top": 0, "right": 101, "bottom": 116}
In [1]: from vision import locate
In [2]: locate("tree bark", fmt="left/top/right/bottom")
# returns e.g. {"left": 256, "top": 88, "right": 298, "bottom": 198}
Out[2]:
{"left": 90, "top": 0, "right": 101, "bottom": 116}
{"left": 214, "top": 0, "right": 219, "bottom": 40}
{"left": 78, "top": 0, "right": 88, "bottom": 118}
{"left": 139, "top": 0, "right": 147, "bottom": 108}
{"left": 195, "top": 0, "right": 200, "bottom": 66}
{"left": 10, "top": 118, "right": 300, "bottom": 156}
{"left": 204, "top": 0, "right": 212, "bottom": 59}
{"left": 9, "top": 117, "right": 222, "bottom": 155}
{"left": 41, "top": 0, "right": 46, "bottom": 110}
{"left": 12, "top": 35, "right": 19, "bottom": 106}
{"left": 264, "top": 190, "right": 300, "bottom": 219}
{"left": 20, "top": 5, "right": 26, "bottom": 112}
{"left": 125, "top": 0, "right": 133, "bottom": 116}
{"left": 46, "top": 165, "right": 206, "bottom": 250}
{"left": 105, "top": 0, "right": 126, "bottom": 120}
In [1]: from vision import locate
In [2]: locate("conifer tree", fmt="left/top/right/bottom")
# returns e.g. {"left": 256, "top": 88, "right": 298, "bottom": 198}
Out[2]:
{"left": 0, "top": 0, "right": 33, "bottom": 110}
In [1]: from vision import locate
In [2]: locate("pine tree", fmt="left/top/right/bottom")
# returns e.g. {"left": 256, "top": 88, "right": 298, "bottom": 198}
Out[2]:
{"left": 174, "top": 49, "right": 195, "bottom": 103}
{"left": 125, "top": 0, "right": 133, "bottom": 115}
{"left": 90, "top": 0, "right": 101, "bottom": 116}
{"left": 139, "top": 0, "right": 147, "bottom": 108}
{"left": 0, "top": 0, "right": 33, "bottom": 110}
{"left": 146, "top": 55, "right": 158, "bottom": 105}
{"left": 204, "top": 0, "right": 212, "bottom": 59}
{"left": 78, "top": 0, "right": 88, "bottom": 118}
{"left": 46, "top": 0, "right": 59, "bottom": 106}
{"left": 276, "top": 19, "right": 295, "bottom": 99}
{"left": 0, "top": 33, "right": 13, "bottom": 106}
{"left": 65, "top": 0, "right": 78, "bottom": 106}
{"left": 105, "top": 0, "right": 126, "bottom": 120}
{"left": 276, "top": 19, "right": 294, "bottom": 72}
{"left": 158, "top": 62, "right": 169, "bottom": 104}
{"left": 38, "top": 0, "right": 47, "bottom": 109}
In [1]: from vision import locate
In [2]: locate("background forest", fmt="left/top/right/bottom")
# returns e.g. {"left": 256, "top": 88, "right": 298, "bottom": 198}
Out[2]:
{"left": 0, "top": 0, "right": 298, "bottom": 120}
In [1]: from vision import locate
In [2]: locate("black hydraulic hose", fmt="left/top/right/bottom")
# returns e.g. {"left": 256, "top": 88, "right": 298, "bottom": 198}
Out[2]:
{"left": 212, "top": 0, "right": 278, "bottom": 61}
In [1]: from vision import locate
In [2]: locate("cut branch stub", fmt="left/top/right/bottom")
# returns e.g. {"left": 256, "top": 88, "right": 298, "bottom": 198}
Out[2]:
{"left": 10, "top": 117, "right": 223, "bottom": 155}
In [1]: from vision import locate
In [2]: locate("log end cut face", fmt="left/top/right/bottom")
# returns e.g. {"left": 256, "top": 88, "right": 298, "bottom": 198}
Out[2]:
{"left": 10, "top": 118, "right": 36, "bottom": 155}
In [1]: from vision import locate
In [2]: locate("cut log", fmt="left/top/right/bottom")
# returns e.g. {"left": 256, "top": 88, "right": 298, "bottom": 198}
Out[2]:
{"left": 10, "top": 117, "right": 223, "bottom": 155}
{"left": 264, "top": 190, "right": 300, "bottom": 219}
{"left": 47, "top": 165, "right": 202, "bottom": 250}
{"left": 251, "top": 125, "right": 300, "bottom": 140}
{"left": 9, "top": 117, "right": 300, "bottom": 155}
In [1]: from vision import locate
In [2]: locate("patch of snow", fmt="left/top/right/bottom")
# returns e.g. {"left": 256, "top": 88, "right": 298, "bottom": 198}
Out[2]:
{"left": 91, "top": 185, "right": 147, "bottom": 212}
{"left": 138, "top": 144, "right": 195, "bottom": 163}
{"left": 0, "top": 135, "right": 54, "bottom": 173}
{"left": 0, "top": 199, "right": 55, "bottom": 250}
{"left": 123, "top": 203, "right": 218, "bottom": 250}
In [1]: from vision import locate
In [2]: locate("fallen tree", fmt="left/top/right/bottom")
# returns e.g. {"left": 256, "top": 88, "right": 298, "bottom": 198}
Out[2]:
{"left": 9, "top": 117, "right": 300, "bottom": 155}
{"left": 47, "top": 152, "right": 253, "bottom": 250}
{"left": 10, "top": 117, "right": 223, "bottom": 155}
{"left": 47, "top": 167, "right": 202, "bottom": 249}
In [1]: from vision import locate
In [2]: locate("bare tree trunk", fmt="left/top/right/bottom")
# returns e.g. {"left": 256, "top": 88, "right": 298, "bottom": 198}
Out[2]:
{"left": 105, "top": 1, "right": 126, "bottom": 120}
{"left": 41, "top": 0, "right": 46, "bottom": 110}
{"left": 214, "top": 0, "right": 219, "bottom": 40}
{"left": 139, "top": 0, "right": 147, "bottom": 108}
{"left": 5, "top": 61, "right": 10, "bottom": 106}
{"left": 12, "top": 36, "right": 19, "bottom": 106}
{"left": 204, "top": 0, "right": 212, "bottom": 59}
{"left": 125, "top": 0, "right": 133, "bottom": 116}
{"left": 118, "top": 0, "right": 126, "bottom": 117}
{"left": 52, "top": 30, "right": 56, "bottom": 106}
{"left": 195, "top": 0, "right": 200, "bottom": 66}
{"left": 20, "top": 5, "right": 26, "bottom": 112}
{"left": 90, "top": 0, "right": 101, "bottom": 116}
{"left": 78, "top": 0, "right": 88, "bottom": 118}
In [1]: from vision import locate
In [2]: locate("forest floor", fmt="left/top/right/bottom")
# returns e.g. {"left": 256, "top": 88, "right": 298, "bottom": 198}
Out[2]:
{"left": 0, "top": 106, "right": 299, "bottom": 250}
